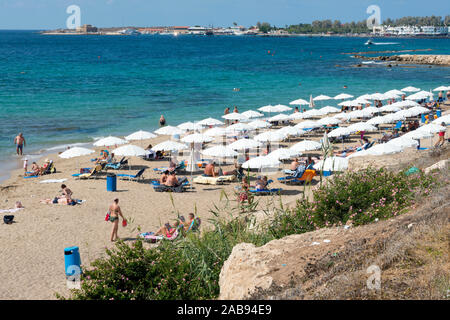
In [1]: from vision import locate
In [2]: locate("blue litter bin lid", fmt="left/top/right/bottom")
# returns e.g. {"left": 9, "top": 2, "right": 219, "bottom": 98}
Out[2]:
{"left": 64, "top": 246, "right": 79, "bottom": 254}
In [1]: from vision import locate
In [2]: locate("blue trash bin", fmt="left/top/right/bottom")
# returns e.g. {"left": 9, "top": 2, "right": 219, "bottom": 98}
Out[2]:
{"left": 437, "top": 110, "right": 442, "bottom": 118}
{"left": 323, "top": 170, "right": 332, "bottom": 177}
{"left": 64, "top": 246, "right": 82, "bottom": 277}
{"left": 107, "top": 173, "right": 117, "bottom": 192}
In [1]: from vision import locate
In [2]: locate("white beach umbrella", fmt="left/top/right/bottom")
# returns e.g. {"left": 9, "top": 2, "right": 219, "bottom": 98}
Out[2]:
{"left": 432, "top": 115, "right": 450, "bottom": 125}
{"left": 383, "top": 92, "right": 400, "bottom": 100}
{"left": 294, "top": 120, "right": 321, "bottom": 130}
{"left": 363, "top": 106, "right": 380, "bottom": 114}
{"left": 347, "top": 122, "right": 378, "bottom": 133}
{"left": 222, "top": 113, "right": 249, "bottom": 121}
{"left": 242, "top": 156, "right": 281, "bottom": 169}
{"left": 241, "top": 110, "right": 264, "bottom": 118}
{"left": 387, "top": 137, "right": 419, "bottom": 149}
{"left": 383, "top": 112, "right": 406, "bottom": 122}
{"left": 201, "top": 145, "right": 238, "bottom": 158}
{"left": 204, "top": 127, "right": 227, "bottom": 137}
{"left": 228, "top": 138, "right": 262, "bottom": 150}
{"left": 181, "top": 133, "right": 214, "bottom": 143}
{"left": 154, "top": 126, "right": 183, "bottom": 136}
{"left": 289, "top": 98, "right": 309, "bottom": 105}
{"left": 318, "top": 117, "right": 342, "bottom": 126}
{"left": 313, "top": 95, "right": 332, "bottom": 101}
{"left": 259, "top": 104, "right": 292, "bottom": 113}
{"left": 358, "top": 94, "right": 372, "bottom": 100}
{"left": 401, "top": 86, "right": 421, "bottom": 92}
{"left": 177, "top": 122, "right": 205, "bottom": 131}
{"left": 433, "top": 85, "right": 449, "bottom": 92}
{"left": 59, "top": 147, "right": 95, "bottom": 159}
{"left": 367, "top": 116, "right": 390, "bottom": 125}
{"left": 151, "top": 140, "right": 188, "bottom": 152}
{"left": 334, "top": 93, "right": 354, "bottom": 100}
{"left": 338, "top": 100, "right": 361, "bottom": 107}
{"left": 406, "top": 91, "right": 433, "bottom": 101}
{"left": 385, "top": 89, "right": 405, "bottom": 96}
{"left": 248, "top": 119, "right": 272, "bottom": 129}
{"left": 268, "top": 113, "right": 290, "bottom": 122}
{"left": 267, "top": 148, "right": 299, "bottom": 160}
{"left": 254, "top": 131, "right": 287, "bottom": 142}
{"left": 320, "top": 106, "right": 341, "bottom": 114}
{"left": 409, "top": 106, "right": 431, "bottom": 115}
{"left": 112, "top": 144, "right": 149, "bottom": 157}
{"left": 314, "top": 157, "right": 348, "bottom": 171}
{"left": 395, "top": 109, "right": 416, "bottom": 118}
{"left": 369, "top": 93, "right": 389, "bottom": 101}
{"left": 354, "top": 98, "right": 372, "bottom": 105}
{"left": 226, "top": 122, "right": 253, "bottom": 133}
{"left": 379, "top": 105, "right": 402, "bottom": 113}
{"left": 327, "top": 127, "right": 351, "bottom": 138}
{"left": 288, "top": 112, "right": 307, "bottom": 120}
{"left": 125, "top": 130, "right": 157, "bottom": 141}
{"left": 403, "top": 130, "right": 433, "bottom": 140}
{"left": 416, "top": 124, "right": 446, "bottom": 134}
{"left": 347, "top": 109, "right": 372, "bottom": 119}
{"left": 393, "top": 100, "right": 420, "bottom": 108}
{"left": 277, "top": 126, "right": 304, "bottom": 137}
{"left": 197, "top": 117, "right": 224, "bottom": 126}
{"left": 365, "top": 143, "right": 403, "bottom": 155}
{"left": 333, "top": 112, "right": 352, "bottom": 121}
{"left": 290, "top": 140, "right": 321, "bottom": 152}
{"left": 93, "top": 136, "right": 128, "bottom": 147}
{"left": 303, "top": 109, "right": 325, "bottom": 118}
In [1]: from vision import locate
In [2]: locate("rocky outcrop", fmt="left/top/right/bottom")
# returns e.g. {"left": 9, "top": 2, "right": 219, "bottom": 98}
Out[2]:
{"left": 354, "top": 54, "right": 450, "bottom": 66}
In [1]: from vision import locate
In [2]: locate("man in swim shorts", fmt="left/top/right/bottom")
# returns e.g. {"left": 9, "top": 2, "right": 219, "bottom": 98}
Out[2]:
{"left": 14, "top": 133, "right": 26, "bottom": 155}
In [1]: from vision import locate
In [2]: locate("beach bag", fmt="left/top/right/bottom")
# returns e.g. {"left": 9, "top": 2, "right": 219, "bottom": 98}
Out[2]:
{"left": 3, "top": 215, "right": 14, "bottom": 224}
{"left": 105, "top": 211, "right": 110, "bottom": 221}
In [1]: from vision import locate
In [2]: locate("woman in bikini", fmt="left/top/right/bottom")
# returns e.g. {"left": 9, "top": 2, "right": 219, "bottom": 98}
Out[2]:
{"left": 108, "top": 198, "right": 125, "bottom": 242}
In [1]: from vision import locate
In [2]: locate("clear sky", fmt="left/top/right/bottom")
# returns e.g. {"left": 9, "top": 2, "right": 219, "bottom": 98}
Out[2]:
{"left": 0, "top": 0, "right": 448, "bottom": 29}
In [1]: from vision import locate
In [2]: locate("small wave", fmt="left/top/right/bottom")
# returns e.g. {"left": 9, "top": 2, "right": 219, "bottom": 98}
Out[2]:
{"left": 45, "top": 142, "right": 92, "bottom": 152}
{"left": 373, "top": 42, "right": 399, "bottom": 45}
{"left": 362, "top": 61, "right": 386, "bottom": 65}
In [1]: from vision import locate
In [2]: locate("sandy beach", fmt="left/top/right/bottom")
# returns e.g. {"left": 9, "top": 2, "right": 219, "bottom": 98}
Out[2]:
{"left": 0, "top": 106, "right": 447, "bottom": 299}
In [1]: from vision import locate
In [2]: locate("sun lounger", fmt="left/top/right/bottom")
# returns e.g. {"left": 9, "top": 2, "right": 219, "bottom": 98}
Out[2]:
{"left": 249, "top": 180, "right": 282, "bottom": 195}
{"left": 138, "top": 229, "right": 180, "bottom": 243}
{"left": 116, "top": 168, "right": 146, "bottom": 181}
{"left": 153, "top": 160, "right": 186, "bottom": 174}
{"left": 152, "top": 177, "right": 190, "bottom": 192}
{"left": 193, "top": 175, "right": 235, "bottom": 185}
{"left": 105, "top": 157, "right": 128, "bottom": 170}
{"left": 72, "top": 163, "right": 105, "bottom": 179}
{"left": 278, "top": 169, "right": 316, "bottom": 185}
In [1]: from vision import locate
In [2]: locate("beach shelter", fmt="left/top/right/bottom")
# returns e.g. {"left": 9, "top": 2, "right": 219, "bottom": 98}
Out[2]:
{"left": 303, "top": 109, "right": 325, "bottom": 118}
{"left": 112, "top": 144, "right": 149, "bottom": 157}
{"left": 181, "top": 133, "right": 214, "bottom": 144}
{"left": 93, "top": 136, "right": 128, "bottom": 147}
{"left": 347, "top": 109, "right": 372, "bottom": 119}
{"left": 204, "top": 127, "right": 227, "bottom": 137}
{"left": 406, "top": 91, "right": 433, "bottom": 101}
{"left": 248, "top": 119, "right": 272, "bottom": 129}
{"left": 222, "top": 113, "right": 249, "bottom": 121}
{"left": 226, "top": 122, "right": 253, "bottom": 133}
{"left": 365, "top": 143, "right": 403, "bottom": 156}
{"left": 416, "top": 124, "right": 446, "bottom": 134}
{"left": 177, "top": 122, "right": 205, "bottom": 132}
{"left": 268, "top": 113, "right": 290, "bottom": 122}
{"left": 385, "top": 89, "right": 405, "bottom": 96}
{"left": 318, "top": 117, "right": 342, "bottom": 126}
{"left": 379, "top": 105, "right": 401, "bottom": 113}
{"left": 288, "top": 112, "right": 307, "bottom": 120}
{"left": 432, "top": 114, "right": 450, "bottom": 125}
{"left": 289, "top": 98, "right": 309, "bottom": 106}
{"left": 201, "top": 145, "right": 238, "bottom": 159}
{"left": 334, "top": 93, "right": 354, "bottom": 100}
{"left": 151, "top": 140, "right": 188, "bottom": 152}
{"left": 289, "top": 140, "right": 321, "bottom": 152}
{"left": 313, "top": 95, "right": 332, "bottom": 101}
{"left": 333, "top": 112, "right": 352, "bottom": 121}
{"left": 433, "top": 86, "right": 449, "bottom": 92}
{"left": 229, "top": 138, "right": 262, "bottom": 150}
{"left": 294, "top": 120, "right": 321, "bottom": 130}
{"left": 154, "top": 126, "right": 183, "bottom": 136}
{"left": 401, "top": 86, "right": 421, "bottom": 93}
{"left": 267, "top": 148, "right": 300, "bottom": 160}
{"left": 403, "top": 130, "right": 433, "bottom": 140}
{"left": 276, "top": 126, "right": 304, "bottom": 137}
{"left": 197, "top": 117, "right": 224, "bottom": 126}
{"left": 327, "top": 127, "right": 351, "bottom": 138}
{"left": 367, "top": 116, "right": 390, "bottom": 125}
{"left": 347, "top": 122, "right": 377, "bottom": 133}
{"left": 125, "top": 130, "right": 157, "bottom": 141}
{"left": 241, "top": 110, "right": 264, "bottom": 119}
{"left": 320, "top": 106, "right": 341, "bottom": 114}
{"left": 59, "top": 147, "right": 95, "bottom": 159}
{"left": 254, "top": 131, "right": 287, "bottom": 142}
{"left": 387, "top": 137, "right": 419, "bottom": 149}
{"left": 258, "top": 104, "right": 292, "bottom": 113}
{"left": 242, "top": 155, "right": 281, "bottom": 170}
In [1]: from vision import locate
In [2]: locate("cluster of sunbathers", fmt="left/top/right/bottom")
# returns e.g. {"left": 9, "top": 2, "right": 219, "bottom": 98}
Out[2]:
{"left": 25, "top": 159, "right": 55, "bottom": 177}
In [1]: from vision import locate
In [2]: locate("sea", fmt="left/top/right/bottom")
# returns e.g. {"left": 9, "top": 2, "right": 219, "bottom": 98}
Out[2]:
{"left": 0, "top": 30, "right": 449, "bottom": 182}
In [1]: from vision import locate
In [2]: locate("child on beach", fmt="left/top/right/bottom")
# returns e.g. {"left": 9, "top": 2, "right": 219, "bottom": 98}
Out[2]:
{"left": 23, "top": 158, "right": 28, "bottom": 175}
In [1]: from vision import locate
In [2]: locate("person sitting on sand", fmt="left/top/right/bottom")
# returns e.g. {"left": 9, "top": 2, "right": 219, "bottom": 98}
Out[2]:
{"left": 108, "top": 198, "right": 126, "bottom": 242}
{"left": 290, "top": 158, "right": 300, "bottom": 171}
{"left": 160, "top": 170, "right": 169, "bottom": 184}
{"left": 165, "top": 171, "right": 179, "bottom": 187}
{"left": 39, "top": 159, "right": 51, "bottom": 174}
{"left": 61, "top": 184, "right": 73, "bottom": 202}
{"left": 204, "top": 161, "right": 218, "bottom": 177}
{"left": 27, "top": 162, "right": 40, "bottom": 176}
{"left": 255, "top": 176, "right": 268, "bottom": 191}
{"left": 154, "top": 222, "right": 178, "bottom": 237}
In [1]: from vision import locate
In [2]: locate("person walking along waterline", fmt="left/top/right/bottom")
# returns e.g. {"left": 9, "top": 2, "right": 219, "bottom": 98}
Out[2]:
{"left": 108, "top": 198, "right": 126, "bottom": 242}
{"left": 14, "top": 132, "right": 26, "bottom": 155}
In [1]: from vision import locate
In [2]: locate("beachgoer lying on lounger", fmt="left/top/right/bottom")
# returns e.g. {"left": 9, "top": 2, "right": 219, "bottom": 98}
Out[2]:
{"left": 154, "top": 222, "right": 180, "bottom": 237}
{"left": 254, "top": 176, "right": 268, "bottom": 191}
{"left": 94, "top": 150, "right": 109, "bottom": 164}
{"left": 336, "top": 138, "right": 370, "bottom": 157}
{"left": 160, "top": 170, "right": 169, "bottom": 184}
{"left": 290, "top": 158, "right": 300, "bottom": 171}
{"left": 165, "top": 171, "right": 180, "bottom": 187}
{"left": 223, "top": 163, "right": 244, "bottom": 178}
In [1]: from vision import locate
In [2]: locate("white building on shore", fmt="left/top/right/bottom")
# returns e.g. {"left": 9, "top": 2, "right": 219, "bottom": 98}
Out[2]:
{"left": 373, "top": 25, "right": 449, "bottom": 36}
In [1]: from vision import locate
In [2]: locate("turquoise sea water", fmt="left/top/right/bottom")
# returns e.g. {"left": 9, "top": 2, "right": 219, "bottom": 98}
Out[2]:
{"left": 0, "top": 30, "right": 449, "bottom": 180}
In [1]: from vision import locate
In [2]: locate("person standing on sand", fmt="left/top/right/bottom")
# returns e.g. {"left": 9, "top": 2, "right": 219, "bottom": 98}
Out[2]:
{"left": 108, "top": 198, "right": 126, "bottom": 242}
{"left": 14, "top": 133, "right": 26, "bottom": 155}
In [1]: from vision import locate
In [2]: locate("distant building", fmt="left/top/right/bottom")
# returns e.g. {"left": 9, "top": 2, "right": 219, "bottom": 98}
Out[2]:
{"left": 76, "top": 24, "right": 98, "bottom": 33}
{"left": 372, "top": 25, "right": 448, "bottom": 36}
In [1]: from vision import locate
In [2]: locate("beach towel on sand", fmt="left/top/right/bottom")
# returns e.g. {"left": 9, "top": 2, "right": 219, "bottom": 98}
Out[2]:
{"left": 39, "top": 179, "right": 67, "bottom": 184}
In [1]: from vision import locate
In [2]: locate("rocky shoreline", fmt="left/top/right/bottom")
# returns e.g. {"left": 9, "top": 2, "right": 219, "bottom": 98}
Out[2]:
{"left": 354, "top": 54, "right": 450, "bottom": 66}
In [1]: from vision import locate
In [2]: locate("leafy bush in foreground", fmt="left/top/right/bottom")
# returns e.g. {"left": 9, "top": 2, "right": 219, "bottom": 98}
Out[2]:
{"left": 67, "top": 167, "right": 441, "bottom": 300}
